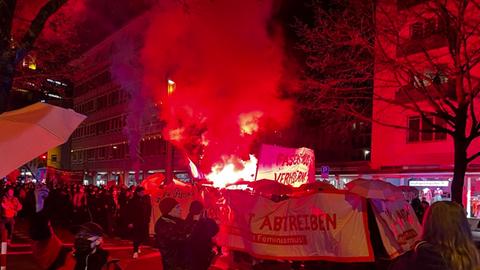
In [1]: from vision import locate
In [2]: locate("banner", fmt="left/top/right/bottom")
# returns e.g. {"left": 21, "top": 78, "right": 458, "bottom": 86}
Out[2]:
{"left": 218, "top": 190, "right": 373, "bottom": 262}
{"left": 256, "top": 144, "right": 315, "bottom": 187}
{"left": 370, "top": 199, "right": 422, "bottom": 258}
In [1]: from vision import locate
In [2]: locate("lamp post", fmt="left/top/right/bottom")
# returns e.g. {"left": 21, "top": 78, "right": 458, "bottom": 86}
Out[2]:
{"left": 165, "top": 79, "right": 175, "bottom": 184}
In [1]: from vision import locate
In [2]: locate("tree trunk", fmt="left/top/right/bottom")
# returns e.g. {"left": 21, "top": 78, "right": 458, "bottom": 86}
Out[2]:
{"left": 451, "top": 136, "right": 467, "bottom": 205}
{"left": 0, "top": 51, "right": 16, "bottom": 113}
{"left": 451, "top": 105, "right": 468, "bottom": 205}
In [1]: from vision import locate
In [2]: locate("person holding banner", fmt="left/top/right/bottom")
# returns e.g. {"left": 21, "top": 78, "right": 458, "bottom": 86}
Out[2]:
{"left": 184, "top": 201, "right": 219, "bottom": 270}
{"left": 155, "top": 198, "right": 192, "bottom": 270}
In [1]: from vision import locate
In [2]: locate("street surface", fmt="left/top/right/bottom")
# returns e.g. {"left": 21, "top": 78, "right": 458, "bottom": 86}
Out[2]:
{"left": 7, "top": 218, "right": 229, "bottom": 270}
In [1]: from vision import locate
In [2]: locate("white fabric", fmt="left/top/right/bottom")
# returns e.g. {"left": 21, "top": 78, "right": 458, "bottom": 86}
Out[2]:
{"left": 0, "top": 102, "right": 86, "bottom": 177}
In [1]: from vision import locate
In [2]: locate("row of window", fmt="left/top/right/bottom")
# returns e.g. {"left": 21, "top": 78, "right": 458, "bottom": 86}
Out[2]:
{"left": 71, "top": 138, "right": 167, "bottom": 163}
{"left": 74, "top": 89, "right": 130, "bottom": 114}
{"left": 75, "top": 70, "right": 112, "bottom": 97}
{"left": 407, "top": 116, "right": 447, "bottom": 143}
{"left": 72, "top": 115, "right": 127, "bottom": 139}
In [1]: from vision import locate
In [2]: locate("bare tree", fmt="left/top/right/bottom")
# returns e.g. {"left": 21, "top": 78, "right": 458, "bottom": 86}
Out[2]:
{"left": 0, "top": 0, "right": 68, "bottom": 112}
{"left": 296, "top": 0, "right": 480, "bottom": 204}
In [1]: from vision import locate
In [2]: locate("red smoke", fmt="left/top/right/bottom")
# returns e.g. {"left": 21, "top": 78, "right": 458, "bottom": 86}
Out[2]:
{"left": 141, "top": 0, "right": 292, "bottom": 171}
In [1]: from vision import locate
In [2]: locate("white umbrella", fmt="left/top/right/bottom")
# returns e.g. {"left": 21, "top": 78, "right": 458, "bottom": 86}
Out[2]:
{"left": 0, "top": 102, "right": 86, "bottom": 177}
{"left": 346, "top": 178, "right": 404, "bottom": 200}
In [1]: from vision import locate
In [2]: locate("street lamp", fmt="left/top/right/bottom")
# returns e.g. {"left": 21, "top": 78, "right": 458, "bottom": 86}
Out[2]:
{"left": 167, "top": 79, "right": 176, "bottom": 95}
{"left": 363, "top": 149, "right": 370, "bottom": 160}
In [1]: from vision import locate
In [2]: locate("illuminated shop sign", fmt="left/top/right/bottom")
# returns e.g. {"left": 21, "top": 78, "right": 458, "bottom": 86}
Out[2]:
{"left": 408, "top": 180, "right": 449, "bottom": 187}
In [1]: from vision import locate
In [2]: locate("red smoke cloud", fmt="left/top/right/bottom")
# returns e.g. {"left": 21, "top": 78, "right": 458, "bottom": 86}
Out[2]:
{"left": 141, "top": 0, "right": 292, "bottom": 171}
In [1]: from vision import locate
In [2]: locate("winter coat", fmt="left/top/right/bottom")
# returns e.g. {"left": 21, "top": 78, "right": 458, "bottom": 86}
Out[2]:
{"left": 155, "top": 215, "right": 192, "bottom": 270}
{"left": 186, "top": 217, "right": 219, "bottom": 270}
{"left": 127, "top": 195, "right": 151, "bottom": 242}
{"left": 389, "top": 241, "right": 450, "bottom": 270}
{"left": 127, "top": 195, "right": 151, "bottom": 226}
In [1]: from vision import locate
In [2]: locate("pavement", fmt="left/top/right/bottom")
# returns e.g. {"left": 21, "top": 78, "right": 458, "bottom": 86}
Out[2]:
{"left": 6, "top": 218, "right": 233, "bottom": 270}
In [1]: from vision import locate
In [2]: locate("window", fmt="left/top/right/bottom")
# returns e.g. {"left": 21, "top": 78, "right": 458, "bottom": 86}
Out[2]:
{"left": 86, "top": 149, "right": 95, "bottom": 161}
{"left": 410, "top": 18, "right": 442, "bottom": 40}
{"left": 423, "top": 19, "right": 436, "bottom": 37}
{"left": 421, "top": 116, "right": 434, "bottom": 141}
{"left": 408, "top": 117, "right": 421, "bottom": 142}
{"left": 109, "top": 91, "right": 119, "bottom": 106}
{"left": 51, "top": 155, "right": 57, "bottom": 163}
{"left": 97, "top": 147, "right": 106, "bottom": 160}
{"left": 97, "top": 95, "right": 108, "bottom": 109}
{"left": 411, "top": 22, "right": 423, "bottom": 40}
{"left": 407, "top": 116, "right": 447, "bottom": 142}
{"left": 409, "top": 64, "right": 449, "bottom": 89}
{"left": 435, "top": 118, "right": 447, "bottom": 140}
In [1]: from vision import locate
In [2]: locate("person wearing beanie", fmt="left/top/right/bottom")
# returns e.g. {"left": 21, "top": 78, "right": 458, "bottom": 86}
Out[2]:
{"left": 184, "top": 201, "right": 220, "bottom": 270}
{"left": 185, "top": 200, "right": 203, "bottom": 223}
{"left": 155, "top": 198, "right": 194, "bottom": 270}
{"left": 126, "top": 186, "right": 151, "bottom": 259}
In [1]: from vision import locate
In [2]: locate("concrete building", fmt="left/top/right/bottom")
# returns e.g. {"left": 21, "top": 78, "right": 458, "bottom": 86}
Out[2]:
{"left": 69, "top": 14, "right": 188, "bottom": 186}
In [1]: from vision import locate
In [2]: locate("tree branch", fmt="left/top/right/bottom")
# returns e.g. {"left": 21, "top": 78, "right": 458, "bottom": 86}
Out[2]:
{"left": 467, "top": 150, "right": 480, "bottom": 163}
{"left": 15, "top": 0, "right": 68, "bottom": 64}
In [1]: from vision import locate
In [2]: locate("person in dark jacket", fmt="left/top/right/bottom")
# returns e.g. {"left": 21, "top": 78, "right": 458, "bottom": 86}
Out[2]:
{"left": 185, "top": 201, "right": 219, "bottom": 270}
{"left": 127, "top": 186, "right": 151, "bottom": 259}
{"left": 71, "top": 222, "right": 110, "bottom": 270}
{"left": 155, "top": 198, "right": 192, "bottom": 270}
{"left": 410, "top": 197, "right": 424, "bottom": 223}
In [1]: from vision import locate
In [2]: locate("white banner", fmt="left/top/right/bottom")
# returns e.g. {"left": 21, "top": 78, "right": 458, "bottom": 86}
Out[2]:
{"left": 217, "top": 190, "right": 374, "bottom": 262}
{"left": 256, "top": 144, "right": 315, "bottom": 187}
{"left": 370, "top": 199, "right": 422, "bottom": 258}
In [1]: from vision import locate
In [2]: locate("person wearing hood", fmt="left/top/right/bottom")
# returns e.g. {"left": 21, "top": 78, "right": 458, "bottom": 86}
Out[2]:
{"left": 155, "top": 198, "right": 192, "bottom": 270}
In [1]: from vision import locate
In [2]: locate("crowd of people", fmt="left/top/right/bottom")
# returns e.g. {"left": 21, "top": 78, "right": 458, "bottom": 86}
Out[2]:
{"left": 3, "top": 181, "right": 143, "bottom": 238}
{"left": 0, "top": 181, "right": 220, "bottom": 270}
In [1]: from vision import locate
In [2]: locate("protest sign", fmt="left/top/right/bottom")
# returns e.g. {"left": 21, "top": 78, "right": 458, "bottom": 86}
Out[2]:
{"left": 218, "top": 190, "right": 373, "bottom": 262}
{"left": 370, "top": 199, "right": 422, "bottom": 258}
{"left": 256, "top": 144, "right": 315, "bottom": 187}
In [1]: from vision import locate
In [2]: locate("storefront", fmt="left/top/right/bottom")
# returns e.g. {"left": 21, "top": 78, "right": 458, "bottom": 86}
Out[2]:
{"left": 407, "top": 178, "right": 451, "bottom": 203}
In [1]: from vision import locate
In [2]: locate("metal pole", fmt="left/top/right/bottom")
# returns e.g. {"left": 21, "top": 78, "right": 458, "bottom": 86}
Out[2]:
{"left": 164, "top": 79, "right": 176, "bottom": 185}
{"left": 165, "top": 142, "right": 174, "bottom": 184}
{"left": 1, "top": 224, "right": 7, "bottom": 270}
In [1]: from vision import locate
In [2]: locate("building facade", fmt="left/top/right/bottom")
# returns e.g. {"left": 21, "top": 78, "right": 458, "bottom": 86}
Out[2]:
{"left": 372, "top": 0, "right": 480, "bottom": 216}
{"left": 69, "top": 14, "right": 188, "bottom": 186}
